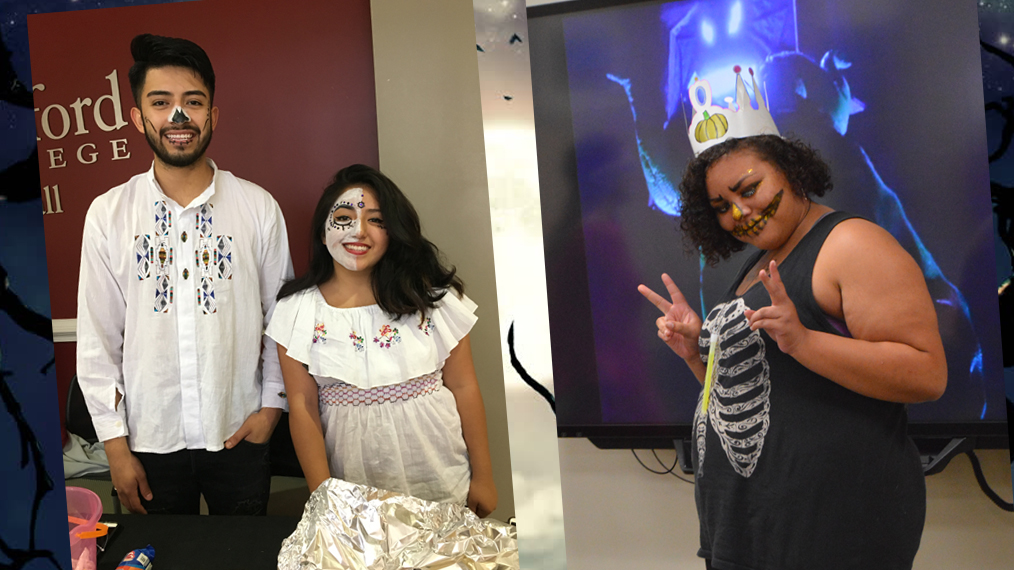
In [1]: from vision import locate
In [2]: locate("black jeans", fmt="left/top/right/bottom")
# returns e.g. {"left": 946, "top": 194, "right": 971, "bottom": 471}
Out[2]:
{"left": 134, "top": 440, "right": 271, "bottom": 515}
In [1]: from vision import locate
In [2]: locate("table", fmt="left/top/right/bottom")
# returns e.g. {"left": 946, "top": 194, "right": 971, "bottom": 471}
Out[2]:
{"left": 95, "top": 514, "right": 300, "bottom": 570}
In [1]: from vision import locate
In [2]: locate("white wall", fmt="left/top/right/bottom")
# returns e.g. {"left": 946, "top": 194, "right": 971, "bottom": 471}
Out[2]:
{"left": 371, "top": 0, "right": 515, "bottom": 522}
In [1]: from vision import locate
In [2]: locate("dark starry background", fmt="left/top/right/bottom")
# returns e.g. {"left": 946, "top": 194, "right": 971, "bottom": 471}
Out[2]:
{"left": 978, "top": 1, "right": 1014, "bottom": 447}
{"left": 0, "top": 2, "right": 188, "bottom": 568}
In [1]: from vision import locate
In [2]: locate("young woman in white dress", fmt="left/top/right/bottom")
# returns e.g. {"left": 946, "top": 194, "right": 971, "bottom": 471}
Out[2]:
{"left": 266, "top": 164, "right": 497, "bottom": 517}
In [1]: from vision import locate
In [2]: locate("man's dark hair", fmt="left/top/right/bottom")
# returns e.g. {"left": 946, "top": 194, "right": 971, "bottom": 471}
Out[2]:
{"left": 277, "top": 164, "right": 464, "bottom": 319}
{"left": 128, "top": 34, "right": 215, "bottom": 105}
{"left": 678, "top": 134, "right": 833, "bottom": 265}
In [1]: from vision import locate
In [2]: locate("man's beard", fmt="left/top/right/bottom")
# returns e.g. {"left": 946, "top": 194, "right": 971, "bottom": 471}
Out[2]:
{"left": 143, "top": 117, "right": 213, "bottom": 168}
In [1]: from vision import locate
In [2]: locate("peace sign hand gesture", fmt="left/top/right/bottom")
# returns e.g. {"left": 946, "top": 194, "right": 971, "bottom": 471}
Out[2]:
{"left": 744, "top": 260, "right": 809, "bottom": 355}
{"left": 638, "top": 273, "right": 704, "bottom": 363}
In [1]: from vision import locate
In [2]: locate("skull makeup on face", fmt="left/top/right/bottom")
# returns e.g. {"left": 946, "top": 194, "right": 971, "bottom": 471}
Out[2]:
{"left": 169, "top": 106, "right": 191, "bottom": 124}
{"left": 731, "top": 189, "right": 783, "bottom": 238}
{"left": 324, "top": 187, "right": 387, "bottom": 272}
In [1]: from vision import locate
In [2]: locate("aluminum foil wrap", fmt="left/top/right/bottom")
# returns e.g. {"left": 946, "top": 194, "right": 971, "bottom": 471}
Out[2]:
{"left": 277, "top": 478, "right": 518, "bottom": 570}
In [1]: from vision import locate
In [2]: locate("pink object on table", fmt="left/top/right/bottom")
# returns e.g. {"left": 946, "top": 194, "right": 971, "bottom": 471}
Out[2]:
{"left": 66, "top": 486, "right": 107, "bottom": 570}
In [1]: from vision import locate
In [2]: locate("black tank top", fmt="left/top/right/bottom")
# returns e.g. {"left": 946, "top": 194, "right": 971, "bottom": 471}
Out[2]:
{"left": 694, "top": 211, "right": 925, "bottom": 570}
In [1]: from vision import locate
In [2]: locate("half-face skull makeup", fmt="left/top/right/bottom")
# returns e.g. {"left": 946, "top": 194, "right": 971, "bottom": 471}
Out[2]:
{"left": 324, "top": 187, "right": 386, "bottom": 272}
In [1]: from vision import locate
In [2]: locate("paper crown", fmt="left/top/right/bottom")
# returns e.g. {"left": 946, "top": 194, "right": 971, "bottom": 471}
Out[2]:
{"left": 687, "top": 66, "right": 780, "bottom": 156}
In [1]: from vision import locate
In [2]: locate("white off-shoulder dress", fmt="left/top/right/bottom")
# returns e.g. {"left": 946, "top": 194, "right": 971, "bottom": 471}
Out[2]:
{"left": 266, "top": 287, "right": 477, "bottom": 504}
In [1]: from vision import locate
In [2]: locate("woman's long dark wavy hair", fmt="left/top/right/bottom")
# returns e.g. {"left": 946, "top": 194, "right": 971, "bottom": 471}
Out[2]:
{"left": 277, "top": 164, "right": 464, "bottom": 317}
{"left": 678, "top": 134, "right": 833, "bottom": 266}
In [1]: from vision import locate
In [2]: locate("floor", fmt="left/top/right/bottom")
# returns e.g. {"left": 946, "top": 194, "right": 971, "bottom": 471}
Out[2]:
{"left": 557, "top": 440, "right": 1014, "bottom": 570}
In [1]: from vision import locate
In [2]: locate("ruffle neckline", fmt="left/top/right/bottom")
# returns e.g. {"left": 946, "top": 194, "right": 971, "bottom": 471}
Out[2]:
{"left": 266, "top": 287, "right": 478, "bottom": 389}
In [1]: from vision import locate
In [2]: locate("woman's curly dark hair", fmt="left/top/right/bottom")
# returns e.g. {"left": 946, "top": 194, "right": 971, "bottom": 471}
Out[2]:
{"left": 678, "top": 135, "right": 833, "bottom": 265}
{"left": 278, "top": 164, "right": 463, "bottom": 318}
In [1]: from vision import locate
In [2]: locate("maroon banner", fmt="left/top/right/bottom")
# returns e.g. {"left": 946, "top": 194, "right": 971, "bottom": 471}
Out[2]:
{"left": 28, "top": 0, "right": 380, "bottom": 437}
{"left": 28, "top": 0, "right": 380, "bottom": 319}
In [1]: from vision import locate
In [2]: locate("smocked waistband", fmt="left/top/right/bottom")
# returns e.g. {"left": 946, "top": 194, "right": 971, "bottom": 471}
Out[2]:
{"left": 318, "top": 372, "right": 442, "bottom": 407}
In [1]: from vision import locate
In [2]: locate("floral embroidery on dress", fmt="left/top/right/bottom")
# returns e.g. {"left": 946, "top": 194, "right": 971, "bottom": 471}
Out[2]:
{"left": 418, "top": 317, "right": 435, "bottom": 336}
{"left": 349, "top": 330, "right": 365, "bottom": 352}
{"left": 313, "top": 322, "right": 327, "bottom": 344}
{"left": 373, "top": 324, "right": 401, "bottom": 349}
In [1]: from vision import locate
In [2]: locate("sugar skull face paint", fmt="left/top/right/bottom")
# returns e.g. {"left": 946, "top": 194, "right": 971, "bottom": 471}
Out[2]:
{"left": 132, "top": 67, "right": 216, "bottom": 168}
{"left": 324, "top": 186, "right": 388, "bottom": 273}
{"left": 732, "top": 189, "right": 783, "bottom": 238}
{"left": 169, "top": 106, "right": 191, "bottom": 124}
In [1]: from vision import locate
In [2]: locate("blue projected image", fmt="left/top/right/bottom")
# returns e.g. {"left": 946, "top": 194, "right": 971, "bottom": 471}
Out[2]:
{"left": 658, "top": 0, "right": 796, "bottom": 130}
{"left": 560, "top": 0, "right": 1002, "bottom": 425}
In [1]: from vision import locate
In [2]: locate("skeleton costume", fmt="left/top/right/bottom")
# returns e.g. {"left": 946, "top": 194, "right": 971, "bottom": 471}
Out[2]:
{"left": 695, "top": 212, "right": 925, "bottom": 570}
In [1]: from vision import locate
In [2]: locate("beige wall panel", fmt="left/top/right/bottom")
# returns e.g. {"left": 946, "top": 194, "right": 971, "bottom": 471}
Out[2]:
{"left": 371, "top": 0, "right": 514, "bottom": 521}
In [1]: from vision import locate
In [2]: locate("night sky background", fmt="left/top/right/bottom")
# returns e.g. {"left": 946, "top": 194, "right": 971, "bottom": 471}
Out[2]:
{"left": 0, "top": 2, "right": 188, "bottom": 568}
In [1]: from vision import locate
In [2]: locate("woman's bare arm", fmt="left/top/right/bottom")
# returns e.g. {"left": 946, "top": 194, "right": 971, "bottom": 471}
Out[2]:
{"left": 745, "top": 219, "right": 947, "bottom": 403}
{"left": 277, "top": 343, "right": 332, "bottom": 492}
{"left": 441, "top": 334, "right": 497, "bottom": 517}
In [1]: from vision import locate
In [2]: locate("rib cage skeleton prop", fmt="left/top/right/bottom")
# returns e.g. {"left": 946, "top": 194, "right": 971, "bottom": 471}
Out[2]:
{"left": 696, "top": 298, "right": 771, "bottom": 478}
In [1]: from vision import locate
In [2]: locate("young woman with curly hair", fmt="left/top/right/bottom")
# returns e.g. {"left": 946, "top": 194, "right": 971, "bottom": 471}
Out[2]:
{"left": 639, "top": 135, "right": 944, "bottom": 569}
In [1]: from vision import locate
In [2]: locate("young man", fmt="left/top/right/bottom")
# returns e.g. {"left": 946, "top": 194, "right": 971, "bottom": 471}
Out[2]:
{"left": 76, "top": 34, "right": 293, "bottom": 515}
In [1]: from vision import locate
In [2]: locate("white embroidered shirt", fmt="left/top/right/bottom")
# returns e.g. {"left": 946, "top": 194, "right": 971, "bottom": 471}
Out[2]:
{"left": 76, "top": 160, "right": 293, "bottom": 453}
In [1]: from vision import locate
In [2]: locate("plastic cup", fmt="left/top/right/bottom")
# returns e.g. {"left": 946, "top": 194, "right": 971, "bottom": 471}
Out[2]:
{"left": 66, "top": 486, "right": 108, "bottom": 570}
